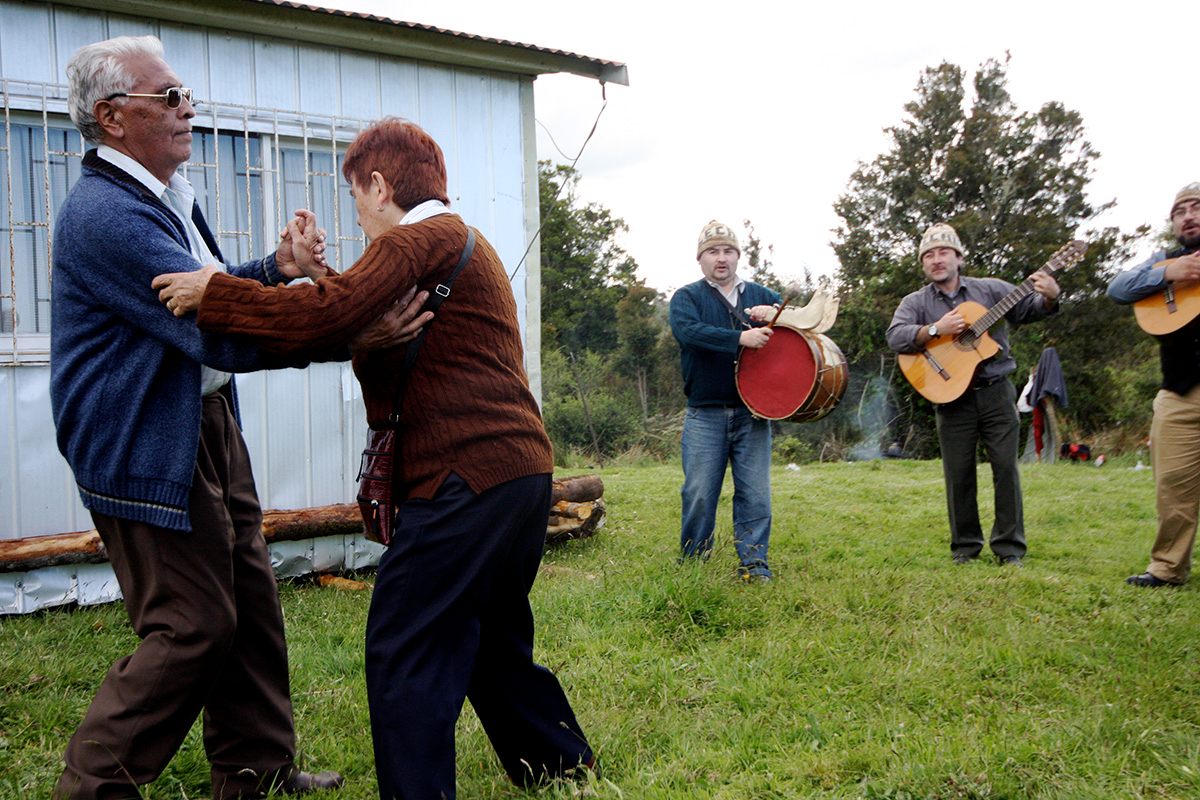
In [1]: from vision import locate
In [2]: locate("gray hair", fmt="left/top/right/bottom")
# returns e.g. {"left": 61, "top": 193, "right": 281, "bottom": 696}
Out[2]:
{"left": 66, "top": 35, "right": 165, "bottom": 143}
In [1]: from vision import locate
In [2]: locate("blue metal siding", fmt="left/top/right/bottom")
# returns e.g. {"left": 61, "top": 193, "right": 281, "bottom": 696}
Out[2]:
{"left": 339, "top": 51, "right": 380, "bottom": 120}
{"left": 254, "top": 39, "right": 298, "bottom": 111}
{"left": 0, "top": 0, "right": 536, "bottom": 547}
{"left": 1, "top": 3, "right": 55, "bottom": 82}
{"left": 52, "top": 9, "right": 107, "bottom": 83}
{"left": 159, "top": 26, "right": 211, "bottom": 102}
{"left": 378, "top": 60, "right": 422, "bottom": 121}
{"left": 208, "top": 33, "right": 256, "bottom": 107}
{"left": 297, "top": 46, "right": 338, "bottom": 116}
{"left": 0, "top": 366, "right": 88, "bottom": 539}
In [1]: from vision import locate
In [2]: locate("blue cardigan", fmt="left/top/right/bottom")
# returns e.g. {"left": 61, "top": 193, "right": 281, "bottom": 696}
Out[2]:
{"left": 668, "top": 279, "right": 781, "bottom": 407}
{"left": 51, "top": 151, "right": 303, "bottom": 530}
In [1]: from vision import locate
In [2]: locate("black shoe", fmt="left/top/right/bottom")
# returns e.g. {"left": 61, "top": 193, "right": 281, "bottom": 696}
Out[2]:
{"left": 1125, "top": 572, "right": 1175, "bottom": 588}
{"left": 952, "top": 553, "right": 975, "bottom": 565}
{"left": 219, "top": 768, "right": 344, "bottom": 799}
{"left": 999, "top": 555, "right": 1023, "bottom": 567}
{"left": 273, "top": 770, "right": 345, "bottom": 795}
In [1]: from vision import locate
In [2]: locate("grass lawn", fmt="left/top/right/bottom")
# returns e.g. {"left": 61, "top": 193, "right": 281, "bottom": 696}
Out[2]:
{"left": 2, "top": 459, "right": 1198, "bottom": 799}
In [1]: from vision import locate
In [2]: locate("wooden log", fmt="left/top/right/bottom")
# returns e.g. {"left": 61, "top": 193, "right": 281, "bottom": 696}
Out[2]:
{"left": 0, "top": 530, "right": 105, "bottom": 572}
{"left": 261, "top": 504, "right": 362, "bottom": 543}
{"left": 551, "top": 474, "right": 604, "bottom": 504}
{"left": 1, "top": 476, "right": 606, "bottom": 572}
{"left": 546, "top": 498, "right": 606, "bottom": 544}
{"left": 317, "top": 574, "right": 370, "bottom": 591}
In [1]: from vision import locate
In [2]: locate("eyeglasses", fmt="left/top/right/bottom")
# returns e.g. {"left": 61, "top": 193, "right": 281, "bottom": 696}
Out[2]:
{"left": 1171, "top": 200, "right": 1200, "bottom": 221}
{"left": 104, "top": 87, "right": 195, "bottom": 109}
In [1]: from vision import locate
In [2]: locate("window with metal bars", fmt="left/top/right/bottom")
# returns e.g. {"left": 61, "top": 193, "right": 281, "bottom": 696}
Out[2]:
{"left": 1, "top": 107, "right": 365, "bottom": 363}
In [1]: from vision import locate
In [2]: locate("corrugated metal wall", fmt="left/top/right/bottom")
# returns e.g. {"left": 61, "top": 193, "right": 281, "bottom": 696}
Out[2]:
{"left": 0, "top": 0, "right": 537, "bottom": 543}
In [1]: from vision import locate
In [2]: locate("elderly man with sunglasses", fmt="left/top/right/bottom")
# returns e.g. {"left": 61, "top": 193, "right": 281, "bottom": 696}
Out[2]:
{"left": 49, "top": 36, "right": 354, "bottom": 799}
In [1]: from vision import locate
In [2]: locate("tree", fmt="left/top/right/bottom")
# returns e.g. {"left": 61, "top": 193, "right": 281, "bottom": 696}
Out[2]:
{"left": 831, "top": 57, "right": 1149, "bottom": 454}
{"left": 615, "top": 284, "right": 662, "bottom": 420}
{"left": 538, "top": 161, "right": 682, "bottom": 460}
{"left": 743, "top": 218, "right": 819, "bottom": 302}
{"left": 742, "top": 218, "right": 783, "bottom": 294}
{"left": 538, "top": 161, "right": 641, "bottom": 355}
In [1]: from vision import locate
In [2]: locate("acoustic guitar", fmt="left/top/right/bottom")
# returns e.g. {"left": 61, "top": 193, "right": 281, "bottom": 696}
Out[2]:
{"left": 898, "top": 240, "right": 1087, "bottom": 404}
{"left": 1132, "top": 258, "right": 1200, "bottom": 335}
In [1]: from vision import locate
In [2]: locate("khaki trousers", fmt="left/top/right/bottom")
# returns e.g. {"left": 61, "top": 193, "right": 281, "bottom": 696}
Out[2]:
{"left": 1146, "top": 384, "right": 1200, "bottom": 583}
{"left": 54, "top": 394, "right": 297, "bottom": 799}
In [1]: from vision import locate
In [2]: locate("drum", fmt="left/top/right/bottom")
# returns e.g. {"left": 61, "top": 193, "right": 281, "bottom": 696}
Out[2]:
{"left": 735, "top": 326, "right": 848, "bottom": 423}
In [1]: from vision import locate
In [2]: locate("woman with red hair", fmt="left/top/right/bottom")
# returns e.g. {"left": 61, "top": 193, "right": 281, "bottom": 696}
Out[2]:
{"left": 154, "top": 117, "right": 594, "bottom": 799}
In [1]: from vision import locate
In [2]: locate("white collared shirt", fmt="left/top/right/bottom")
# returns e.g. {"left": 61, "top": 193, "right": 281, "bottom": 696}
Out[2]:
{"left": 705, "top": 277, "right": 745, "bottom": 305}
{"left": 399, "top": 199, "right": 456, "bottom": 225}
{"left": 97, "top": 146, "right": 230, "bottom": 394}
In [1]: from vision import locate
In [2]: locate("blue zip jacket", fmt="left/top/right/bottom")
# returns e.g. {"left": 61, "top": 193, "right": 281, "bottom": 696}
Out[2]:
{"left": 50, "top": 150, "right": 312, "bottom": 530}
{"left": 669, "top": 279, "right": 781, "bottom": 406}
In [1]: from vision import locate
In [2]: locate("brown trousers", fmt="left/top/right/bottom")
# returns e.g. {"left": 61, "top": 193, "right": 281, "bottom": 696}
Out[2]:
{"left": 54, "top": 394, "right": 297, "bottom": 800}
{"left": 1146, "top": 384, "right": 1200, "bottom": 583}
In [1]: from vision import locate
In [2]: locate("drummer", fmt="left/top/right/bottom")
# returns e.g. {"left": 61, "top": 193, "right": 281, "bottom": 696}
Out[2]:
{"left": 668, "top": 220, "right": 782, "bottom": 581}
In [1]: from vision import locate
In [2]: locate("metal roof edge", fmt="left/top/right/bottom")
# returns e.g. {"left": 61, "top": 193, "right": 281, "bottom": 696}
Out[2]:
{"left": 45, "top": 0, "right": 629, "bottom": 86}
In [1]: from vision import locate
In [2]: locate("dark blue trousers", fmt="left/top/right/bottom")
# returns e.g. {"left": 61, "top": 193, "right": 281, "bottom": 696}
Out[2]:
{"left": 365, "top": 473, "right": 592, "bottom": 799}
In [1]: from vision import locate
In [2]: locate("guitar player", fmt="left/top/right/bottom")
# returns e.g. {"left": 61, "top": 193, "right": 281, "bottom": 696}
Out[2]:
{"left": 1108, "top": 182, "right": 1200, "bottom": 587}
{"left": 887, "top": 223, "right": 1060, "bottom": 567}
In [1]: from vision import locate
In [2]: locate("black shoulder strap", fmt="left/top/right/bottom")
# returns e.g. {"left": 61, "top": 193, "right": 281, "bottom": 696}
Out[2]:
{"left": 706, "top": 282, "right": 753, "bottom": 329}
{"left": 387, "top": 226, "right": 476, "bottom": 425}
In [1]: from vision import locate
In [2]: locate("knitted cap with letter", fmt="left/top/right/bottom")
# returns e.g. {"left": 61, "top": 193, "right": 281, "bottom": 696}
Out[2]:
{"left": 918, "top": 223, "right": 964, "bottom": 259}
{"left": 1170, "top": 182, "right": 1200, "bottom": 216}
{"left": 696, "top": 219, "right": 740, "bottom": 258}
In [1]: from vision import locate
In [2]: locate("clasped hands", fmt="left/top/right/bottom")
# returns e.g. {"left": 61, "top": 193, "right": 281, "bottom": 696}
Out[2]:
{"left": 151, "top": 209, "right": 432, "bottom": 351}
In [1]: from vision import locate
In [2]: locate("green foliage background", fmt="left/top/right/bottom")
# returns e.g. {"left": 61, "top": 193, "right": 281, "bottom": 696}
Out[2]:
{"left": 536, "top": 57, "right": 1165, "bottom": 465}
{"left": 830, "top": 57, "right": 1158, "bottom": 456}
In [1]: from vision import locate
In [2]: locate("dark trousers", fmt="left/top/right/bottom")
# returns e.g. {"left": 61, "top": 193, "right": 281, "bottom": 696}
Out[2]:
{"left": 935, "top": 378, "right": 1026, "bottom": 560}
{"left": 55, "top": 394, "right": 296, "bottom": 800}
{"left": 366, "top": 473, "right": 592, "bottom": 800}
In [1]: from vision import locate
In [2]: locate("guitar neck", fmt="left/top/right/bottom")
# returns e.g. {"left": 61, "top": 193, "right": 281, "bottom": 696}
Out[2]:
{"left": 961, "top": 241, "right": 1084, "bottom": 338}
{"left": 969, "top": 274, "right": 1042, "bottom": 337}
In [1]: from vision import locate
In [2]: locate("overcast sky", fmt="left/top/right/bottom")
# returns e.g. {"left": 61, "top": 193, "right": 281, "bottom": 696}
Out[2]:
{"left": 327, "top": 1, "right": 1194, "bottom": 295}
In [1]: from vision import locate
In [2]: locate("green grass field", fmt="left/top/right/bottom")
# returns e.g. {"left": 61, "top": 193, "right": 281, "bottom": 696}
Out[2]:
{"left": 2, "top": 460, "right": 1198, "bottom": 799}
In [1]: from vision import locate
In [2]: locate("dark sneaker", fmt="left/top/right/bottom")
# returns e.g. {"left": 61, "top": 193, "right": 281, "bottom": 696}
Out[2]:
{"left": 1125, "top": 572, "right": 1175, "bottom": 588}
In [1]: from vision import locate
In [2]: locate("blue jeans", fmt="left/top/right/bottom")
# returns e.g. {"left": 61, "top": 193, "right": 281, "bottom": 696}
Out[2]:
{"left": 679, "top": 405, "right": 772, "bottom": 574}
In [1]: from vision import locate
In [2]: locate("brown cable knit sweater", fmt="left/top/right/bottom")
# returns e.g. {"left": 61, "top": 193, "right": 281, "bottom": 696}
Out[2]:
{"left": 197, "top": 214, "right": 553, "bottom": 500}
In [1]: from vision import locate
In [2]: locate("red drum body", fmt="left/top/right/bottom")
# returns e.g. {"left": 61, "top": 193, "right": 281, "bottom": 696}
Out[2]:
{"left": 735, "top": 327, "right": 848, "bottom": 423}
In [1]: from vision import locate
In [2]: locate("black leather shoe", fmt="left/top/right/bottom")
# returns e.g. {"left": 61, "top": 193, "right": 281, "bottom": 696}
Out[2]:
{"left": 999, "top": 555, "right": 1023, "bottom": 567}
{"left": 1125, "top": 572, "right": 1175, "bottom": 588}
{"left": 273, "top": 770, "right": 345, "bottom": 795}
{"left": 219, "top": 768, "right": 344, "bottom": 799}
{"left": 952, "top": 553, "right": 975, "bottom": 565}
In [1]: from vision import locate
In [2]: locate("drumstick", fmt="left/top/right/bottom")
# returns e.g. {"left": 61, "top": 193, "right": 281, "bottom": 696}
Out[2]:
{"left": 766, "top": 293, "right": 799, "bottom": 328}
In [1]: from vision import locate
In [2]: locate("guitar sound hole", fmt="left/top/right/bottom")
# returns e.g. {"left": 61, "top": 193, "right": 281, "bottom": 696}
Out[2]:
{"left": 955, "top": 332, "right": 977, "bottom": 350}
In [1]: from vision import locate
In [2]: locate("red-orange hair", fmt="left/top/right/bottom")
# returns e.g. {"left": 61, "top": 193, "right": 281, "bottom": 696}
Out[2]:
{"left": 341, "top": 117, "right": 450, "bottom": 209}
